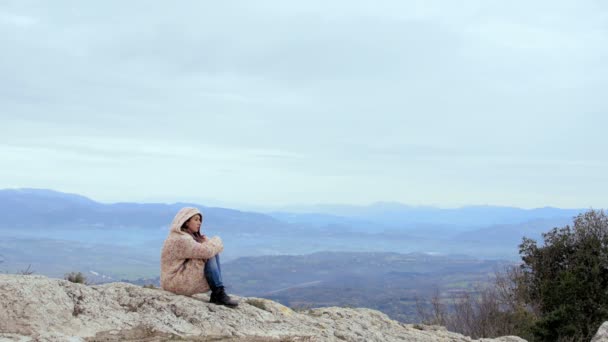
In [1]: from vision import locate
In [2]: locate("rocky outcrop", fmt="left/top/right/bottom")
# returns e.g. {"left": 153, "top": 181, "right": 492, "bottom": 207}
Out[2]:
{"left": 0, "top": 275, "right": 526, "bottom": 342}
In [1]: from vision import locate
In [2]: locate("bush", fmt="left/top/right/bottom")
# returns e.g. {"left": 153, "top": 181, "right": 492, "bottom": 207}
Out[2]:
{"left": 416, "top": 270, "right": 536, "bottom": 340}
{"left": 416, "top": 209, "right": 608, "bottom": 341}
{"left": 65, "top": 271, "right": 88, "bottom": 284}
{"left": 519, "top": 209, "right": 608, "bottom": 341}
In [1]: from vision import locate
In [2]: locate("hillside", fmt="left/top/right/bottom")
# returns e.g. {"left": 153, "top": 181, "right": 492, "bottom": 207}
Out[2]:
{"left": 223, "top": 252, "right": 512, "bottom": 322}
{"left": 0, "top": 274, "right": 526, "bottom": 342}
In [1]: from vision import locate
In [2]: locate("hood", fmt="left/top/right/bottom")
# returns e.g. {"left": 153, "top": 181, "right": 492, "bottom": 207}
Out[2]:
{"left": 169, "top": 207, "right": 203, "bottom": 234}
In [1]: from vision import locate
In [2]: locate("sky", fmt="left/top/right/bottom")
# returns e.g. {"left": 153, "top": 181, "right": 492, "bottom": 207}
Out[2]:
{"left": 1, "top": 1, "right": 607, "bottom": 210}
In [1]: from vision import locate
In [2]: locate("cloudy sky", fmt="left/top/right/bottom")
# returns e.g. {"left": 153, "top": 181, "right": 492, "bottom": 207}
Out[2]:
{"left": 1, "top": 1, "right": 606, "bottom": 209}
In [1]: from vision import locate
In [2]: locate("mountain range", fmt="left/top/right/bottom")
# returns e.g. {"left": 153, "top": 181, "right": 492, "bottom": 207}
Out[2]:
{"left": 0, "top": 187, "right": 594, "bottom": 279}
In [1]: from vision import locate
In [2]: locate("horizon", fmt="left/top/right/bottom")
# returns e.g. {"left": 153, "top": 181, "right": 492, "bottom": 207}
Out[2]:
{"left": 1, "top": 1, "right": 607, "bottom": 209}
{"left": 2, "top": 187, "right": 599, "bottom": 212}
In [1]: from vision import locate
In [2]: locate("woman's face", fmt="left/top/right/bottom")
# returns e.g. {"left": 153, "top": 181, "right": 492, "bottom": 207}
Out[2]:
{"left": 184, "top": 214, "right": 202, "bottom": 234}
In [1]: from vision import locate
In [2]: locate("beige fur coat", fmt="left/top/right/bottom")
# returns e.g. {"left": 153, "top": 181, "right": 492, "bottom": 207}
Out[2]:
{"left": 160, "top": 207, "right": 224, "bottom": 295}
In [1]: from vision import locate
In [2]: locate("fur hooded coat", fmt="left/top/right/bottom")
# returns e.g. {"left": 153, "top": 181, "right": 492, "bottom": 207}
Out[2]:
{"left": 160, "top": 207, "right": 223, "bottom": 295}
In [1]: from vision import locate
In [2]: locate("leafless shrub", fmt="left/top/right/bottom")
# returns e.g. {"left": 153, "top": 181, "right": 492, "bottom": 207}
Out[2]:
{"left": 416, "top": 266, "right": 536, "bottom": 340}
{"left": 19, "top": 264, "right": 35, "bottom": 275}
{"left": 415, "top": 288, "right": 448, "bottom": 326}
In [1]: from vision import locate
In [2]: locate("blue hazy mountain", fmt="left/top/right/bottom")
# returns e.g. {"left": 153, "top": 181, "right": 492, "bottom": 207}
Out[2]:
{"left": 0, "top": 188, "right": 289, "bottom": 234}
{"left": 2, "top": 188, "right": 587, "bottom": 230}
{"left": 272, "top": 201, "right": 586, "bottom": 229}
{"left": 0, "top": 187, "right": 595, "bottom": 273}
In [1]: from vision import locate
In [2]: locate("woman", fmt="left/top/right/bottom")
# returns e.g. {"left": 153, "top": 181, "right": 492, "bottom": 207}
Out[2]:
{"left": 160, "top": 207, "right": 238, "bottom": 307}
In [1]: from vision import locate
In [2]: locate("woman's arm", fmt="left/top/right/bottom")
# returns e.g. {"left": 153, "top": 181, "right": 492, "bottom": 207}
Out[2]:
{"left": 170, "top": 235, "right": 224, "bottom": 260}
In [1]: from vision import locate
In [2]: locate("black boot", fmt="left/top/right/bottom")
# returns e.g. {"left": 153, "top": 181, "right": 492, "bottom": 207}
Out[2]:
{"left": 210, "top": 286, "right": 238, "bottom": 308}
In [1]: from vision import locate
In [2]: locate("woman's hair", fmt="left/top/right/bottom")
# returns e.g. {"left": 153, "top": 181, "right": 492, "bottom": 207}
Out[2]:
{"left": 181, "top": 214, "right": 204, "bottom": 243}
{"left": 180, "top": 213, "right": 203, "bottom": 230}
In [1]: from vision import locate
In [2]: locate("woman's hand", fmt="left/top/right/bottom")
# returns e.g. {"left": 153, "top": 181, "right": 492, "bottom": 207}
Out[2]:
{"left": 208, "top": 236, "right": 224, "bottom": 253}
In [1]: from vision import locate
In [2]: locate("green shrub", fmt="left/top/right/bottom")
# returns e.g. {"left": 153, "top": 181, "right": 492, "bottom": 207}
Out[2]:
{"left": 520, "top": 209, "right": 608, "bottom": 341}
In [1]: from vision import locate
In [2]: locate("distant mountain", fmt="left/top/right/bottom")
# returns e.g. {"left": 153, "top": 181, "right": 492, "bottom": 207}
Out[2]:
{"left": 452, "top": 217, "right": 574, "bottom": 245}
{"left": 0, "top": 188, "right": 595, "bottom": 263}
{"left": 2, "top": 188, "right": 589, "bottom": 232}
{"left": 271, "top": 202, "right": 587, "bottom": 228}
{"left": 0, "top": 188, "right": 290, "bottom": 235}
{"left": 267, "top": 211, "right": 390, "bottom": 232}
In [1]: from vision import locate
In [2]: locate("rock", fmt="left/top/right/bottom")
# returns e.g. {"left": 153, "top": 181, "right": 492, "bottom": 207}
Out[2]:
{"left": 592, "top": 322, "right": 608, "bottom": 342}
{"left": 0, "top": 275, "right": 527, "bottom": 342}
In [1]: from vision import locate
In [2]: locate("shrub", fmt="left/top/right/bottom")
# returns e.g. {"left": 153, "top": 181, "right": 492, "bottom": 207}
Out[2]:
{"left": 417, "top": 209, "right": 608, "bottom": 341}
{"left": 519, "top": 209, "right": 608, "bottom": 341}
{"left": 416, "top": 274, "right": 536, "bottom": 340}
{"left": 65, "top": 271, "right": 87, "bottom": 284}
{"left": 19, "top": 264, "right": 35, "bottom": 275}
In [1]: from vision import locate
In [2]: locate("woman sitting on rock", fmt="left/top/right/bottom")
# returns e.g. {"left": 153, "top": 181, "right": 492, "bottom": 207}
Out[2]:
{"left": 160, "top": 207, "right": 238, "bottom": 307}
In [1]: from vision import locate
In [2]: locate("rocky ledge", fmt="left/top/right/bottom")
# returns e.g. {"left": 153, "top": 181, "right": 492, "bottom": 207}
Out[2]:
{"left": 0, "top": 275, "right": 527, "bottom": 342}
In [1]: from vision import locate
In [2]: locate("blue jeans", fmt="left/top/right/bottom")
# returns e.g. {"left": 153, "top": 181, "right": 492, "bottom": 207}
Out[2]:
{"left": 204, "top": 254, "right": 224, "bottom": 290}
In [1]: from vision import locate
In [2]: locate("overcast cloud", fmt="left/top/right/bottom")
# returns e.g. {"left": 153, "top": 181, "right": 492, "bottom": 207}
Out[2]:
{"left": 1, "top": 0, "right": 607, "bottom": 209}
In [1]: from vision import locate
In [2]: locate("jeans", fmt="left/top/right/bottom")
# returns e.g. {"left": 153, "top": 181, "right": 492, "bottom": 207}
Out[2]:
{"left": 204, "top": 254, "right": 224, "bottom": 290}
